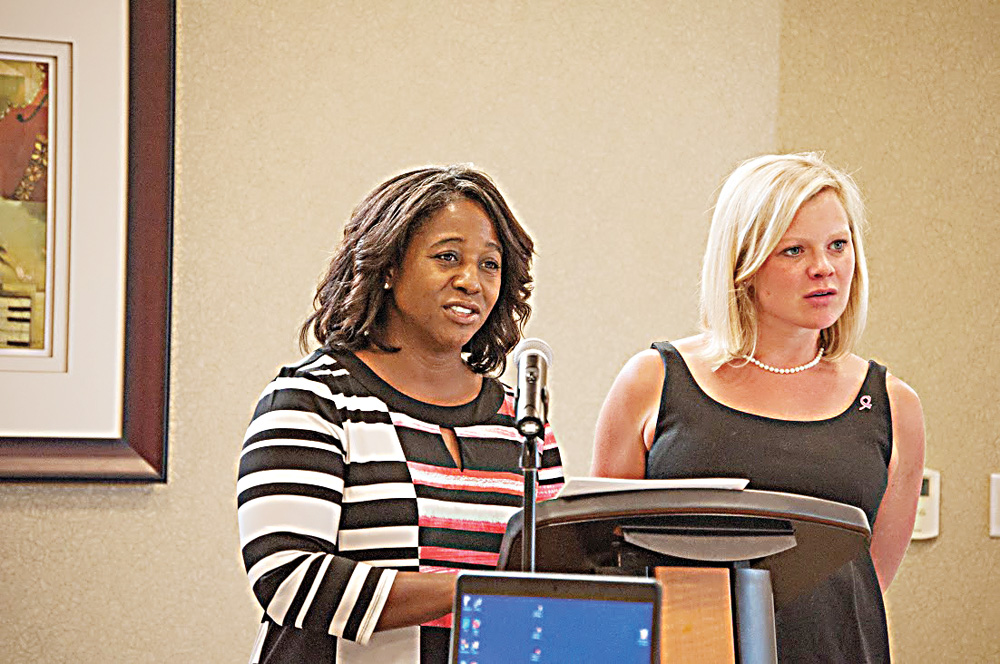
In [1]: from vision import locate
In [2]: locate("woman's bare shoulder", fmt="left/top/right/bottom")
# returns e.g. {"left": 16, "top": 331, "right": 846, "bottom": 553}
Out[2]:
{"left": 885, "top": 370, "right": 924, "bottom": 422}
{"left": 670, "top": 334, "right": 707, "bottom": 354}
{"left": 668, "top": 334, "right": 715, "bottom": 375}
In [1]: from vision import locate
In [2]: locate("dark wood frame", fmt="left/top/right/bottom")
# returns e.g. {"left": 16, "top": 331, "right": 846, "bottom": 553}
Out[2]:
{"left": 0, "top": 0, "right": 175, "bottom": 481}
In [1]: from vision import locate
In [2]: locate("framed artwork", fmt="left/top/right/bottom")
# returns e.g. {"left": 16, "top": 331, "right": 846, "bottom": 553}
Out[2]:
{"left": 0, "top": 0, "right": 174, "bottom": 481}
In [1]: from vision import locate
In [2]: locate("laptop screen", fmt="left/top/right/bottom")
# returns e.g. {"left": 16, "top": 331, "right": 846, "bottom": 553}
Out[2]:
{"left": 450, "top": 572, "right": 660, "bottom": 664}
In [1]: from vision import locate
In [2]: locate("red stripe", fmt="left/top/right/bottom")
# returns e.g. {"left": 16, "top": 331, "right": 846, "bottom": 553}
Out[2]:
{"left": 538, "top": 482, "right": 563, "bottom": 500}
{"left": 423, "top": 613, "right": 453, "bottom": 628}
{"left": 408, "top": 461, "right": 521, "bottom": 482}
{"left": 407, "top": 462, "right": 523, "bottom": 494}
{"left": 499, "top": 394, "right": 515, "bottom": 416}
{"left": 416, "top": 479, "right": 523, "bottom": 496}
{"left": 420, "top": 546, "right": 499, "bottom": 566}
{"left": 419, "top": 515, "right": 508, "bottom": 533}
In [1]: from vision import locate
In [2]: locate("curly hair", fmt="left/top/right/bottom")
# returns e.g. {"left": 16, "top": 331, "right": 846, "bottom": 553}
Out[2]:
{"left": 299, "top": 165, "right": 535, "bottom": 375}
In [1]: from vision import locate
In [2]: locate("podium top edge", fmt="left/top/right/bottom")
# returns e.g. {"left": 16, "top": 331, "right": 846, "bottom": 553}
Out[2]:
{"left": 518, "top": 488, "right": 870, "bottom": 537}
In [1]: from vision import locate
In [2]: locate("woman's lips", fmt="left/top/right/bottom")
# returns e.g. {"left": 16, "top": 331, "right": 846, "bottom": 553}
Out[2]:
{"left": 444, "top": 303, "right": 480, "bottom": 324}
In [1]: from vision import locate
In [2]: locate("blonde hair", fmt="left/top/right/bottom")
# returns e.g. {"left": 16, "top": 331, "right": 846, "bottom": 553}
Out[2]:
{"left": 699, "top": 152, "right": 869, "bottom": 368}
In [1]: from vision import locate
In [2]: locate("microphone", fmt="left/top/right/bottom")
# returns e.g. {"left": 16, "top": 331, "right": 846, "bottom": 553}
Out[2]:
{"left": 512, "top": 338, "right": 553, "bottom": 439}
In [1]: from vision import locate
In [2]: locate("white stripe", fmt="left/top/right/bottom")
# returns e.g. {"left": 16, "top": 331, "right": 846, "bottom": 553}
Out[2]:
{"left": 240, "top": 435, "right": 345, "bottom": 460}
{"left": 338, "top": 624, "right": 418, "bottom": 663}
{"left": 342, "top": 421, "right": 405, "bottom": 463}
{"left": 261, "top": 376, "right": 338, "bottom": 402}
{"left": 365, "top": 558, "right": 419, "bottom": 568}
{"left": 294, "top": 554, "right": 333, "bottom": 629}
{"left": 418, "top": 497, "right": 520, "bottom": 524}
{"left": 249, "top": 622, "right": 269, "bottom": 664}
{"left": 244, "top": 410, "right": 340, "bottom": 442}
{"left": 239, "top": 495, "right": 341, "bottom": 547}
{"left": 247, "top": 550, "right": 312, "bottom": 587}
{"left": 261, "top": 377, "right": 391, "bottom": 415}
{"left": 342, "top": 482, "right": 416, "bottom": 503}
{"left": 265, "top": 551, "right": 323, "bottom": 624}
{"left": 237, "top": 468, "right": 345, "bottom": 495}
{"left": 310, "top": 366, "right": 349, "bottom": 377}
{"left": 354, "top": 569, "right": 397, "bottom": 645}
{"left": 453, "top": 423, "right": 524, "bottom": 441}
{"left": 409, "top": 465, "right": 522, "bottom": 493}
{"left": 339, "top": 525, "right": 418, "bottom": 551}
{"left": 539, "top": 466, "right": 563, "bottom": 482}
{"left": 296, "top": 353, "right": 338, "bottom": 372}
{"left": 328, "top": 565, "right": 371, "bottom": 637}
{"left": 389, "top": 411, "right": 440, "bottom": 434}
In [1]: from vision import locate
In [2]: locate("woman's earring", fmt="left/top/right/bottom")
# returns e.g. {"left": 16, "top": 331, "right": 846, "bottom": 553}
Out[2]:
{"left": 383, "top": 280, "right": 391, "bottom": 290}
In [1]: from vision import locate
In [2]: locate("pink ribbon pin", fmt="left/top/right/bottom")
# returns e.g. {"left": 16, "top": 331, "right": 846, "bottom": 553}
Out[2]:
{"left": 859, "top": 395, "right": 872, "bottom": 411}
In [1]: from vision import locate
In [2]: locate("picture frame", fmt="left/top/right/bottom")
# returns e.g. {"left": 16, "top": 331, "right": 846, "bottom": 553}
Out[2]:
{"left": 0, "top": 0, "right": 174, "bottom": 481}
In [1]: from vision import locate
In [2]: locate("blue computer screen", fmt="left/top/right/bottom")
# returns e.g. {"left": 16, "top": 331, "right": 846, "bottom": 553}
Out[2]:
{"left": 454, "top": 592, "right": 654, "bottom": 664}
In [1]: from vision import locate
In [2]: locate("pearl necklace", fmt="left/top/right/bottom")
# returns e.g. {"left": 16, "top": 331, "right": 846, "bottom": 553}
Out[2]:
{"left": 746, "top": 347, "right": 824, "bottom": 374}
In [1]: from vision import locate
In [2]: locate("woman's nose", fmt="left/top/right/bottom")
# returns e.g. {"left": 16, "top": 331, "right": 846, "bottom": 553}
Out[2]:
{"left": 453, "top": 263, "right": 481, "bottom": 293}
{"left": 811, "top": 254, "right": 835, "bottom": 277}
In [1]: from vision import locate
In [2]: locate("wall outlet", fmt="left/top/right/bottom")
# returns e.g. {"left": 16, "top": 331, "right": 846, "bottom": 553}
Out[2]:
{"left": 912, "top": 468, "right": 940, "bottom": 540}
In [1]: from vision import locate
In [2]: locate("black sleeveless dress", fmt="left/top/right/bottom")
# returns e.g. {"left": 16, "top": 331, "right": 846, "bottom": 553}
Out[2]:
{"left": 645, "top": 342, "right": 892, "bottom": 663}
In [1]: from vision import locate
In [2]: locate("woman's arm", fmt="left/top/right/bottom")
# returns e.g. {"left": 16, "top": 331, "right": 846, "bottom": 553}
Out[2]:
{"left": 238, "top": 373, "right": 453, "bottom": 644}
{"left": 869, "top": 374, "right": 926, "bottom": 591}
{"left": 590, "top": 349, "right": 665, "bottom": 479}
{"left": 374, "top": 571, "right": 456, "bottom": 630}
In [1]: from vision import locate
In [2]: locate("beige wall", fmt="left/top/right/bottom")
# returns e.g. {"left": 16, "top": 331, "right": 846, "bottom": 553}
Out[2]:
{"left": 779, "top": 1, "right": 1000, "bottom": 661}
{"left": 0, "top": 0, "right": 993, "bottom": 661}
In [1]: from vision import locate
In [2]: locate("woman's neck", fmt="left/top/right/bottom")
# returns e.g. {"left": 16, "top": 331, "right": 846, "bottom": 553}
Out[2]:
{"left": 355, "top": 346, "right": 482, "bottom": 406}
{"left": 749, "top": 326, "right": 823, "bottom": 367}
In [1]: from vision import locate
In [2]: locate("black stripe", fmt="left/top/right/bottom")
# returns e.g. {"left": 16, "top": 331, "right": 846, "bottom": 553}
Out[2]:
{"left": 423, "top": 560, "right": 495, "bottom": 572}
{"left": 338, "top": 408, "right": 394, "bottom": 425}
{"left": 343, "top": 569, "right": 384, "bottom": 640}
{"left": 346, "top": 547, "right": 419, "bottom": 563}
{"left": 420, "top": 626, "right": 450, "bottom": 664}
{"left": 242, "top": 533, "right": 333, "bottom": 569}
{"left": 414, "top": 484, "right": 523, "bottom": 507}
{"left": 250, "top": 552, "right": 312, "bottom": 600}
{"left": 237, "top": 482, "right": 342, "bottom": 508}
{"left": 340, "top": 498, "right": 418, "bottom": 529}
{"left": 461, "top": 437, "right": 522, "bottom": 472}
{"left": 419, "top": 527, "right": 504, "bottom": 553}
{"left": 540, "top": 446, "right": 561, "bottom": 468}
{"left": 240, "top": 443, "right": 345, "bottom": 475}
{"left": 251, "top": 386, "right": 340, "bottom": 420}
{"left": 282, "top": 554, "right": 326, "bottom": 623}
{"left": 304, "top": 555, "right": 359, "bottom": 631}
{"left": 396, "top": 428, "right": 457, "bottom": 467}
{"left": 243, "top": 427, "right": 342, "bottom": 450}
{"left": 344, "top": 460, "right": 411, "bottom": 485}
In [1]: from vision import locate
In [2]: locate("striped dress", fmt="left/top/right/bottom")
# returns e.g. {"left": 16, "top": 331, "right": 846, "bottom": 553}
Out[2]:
{"left": 237, "top": 349, "right": 565, "bottom": 663}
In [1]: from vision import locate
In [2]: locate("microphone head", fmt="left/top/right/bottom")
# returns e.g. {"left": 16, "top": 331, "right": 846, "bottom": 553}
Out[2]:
{"left": 512, "top": 338, "right": 553, "bottom": 366}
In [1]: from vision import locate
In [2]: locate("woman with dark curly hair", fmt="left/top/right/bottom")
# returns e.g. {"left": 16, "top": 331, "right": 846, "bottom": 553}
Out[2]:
{"left": 237, "top": 165, "right": 564, "bottom": 663}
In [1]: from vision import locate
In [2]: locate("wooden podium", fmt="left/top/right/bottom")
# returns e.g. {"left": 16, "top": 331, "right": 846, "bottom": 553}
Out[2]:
{"left": 497, "top": 487, "right": 871, "bottom": 664}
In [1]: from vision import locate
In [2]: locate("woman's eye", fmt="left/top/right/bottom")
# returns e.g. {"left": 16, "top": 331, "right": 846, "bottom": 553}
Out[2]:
{"left": 781, "top": 246, "right": 803, "bottom": 257}
{"left": 435, "top": 251, "right": 459, "bottom": 262}
{"left": 482, "top": 258, "right": 501, "bottom": 271}
{"left": 831, "top": 239, "right": 848, "bottom": 251}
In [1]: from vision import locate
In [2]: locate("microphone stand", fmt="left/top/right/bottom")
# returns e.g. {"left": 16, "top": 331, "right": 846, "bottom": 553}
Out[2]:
{"left": 512, "top": 338, "right": 552, "bottom": 575}
{"left": 520, "top": 429, "right": 542, "bottom": 573}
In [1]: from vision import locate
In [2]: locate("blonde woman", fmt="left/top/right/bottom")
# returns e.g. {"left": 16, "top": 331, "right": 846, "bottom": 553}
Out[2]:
{"left": 591, "top": 153, "right": 924, "bottom": 662}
